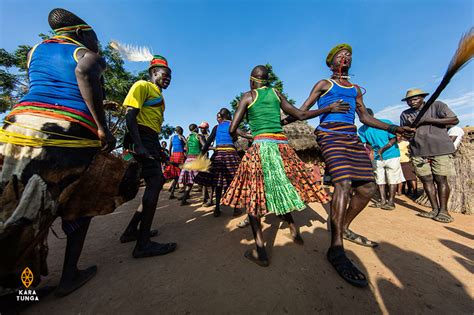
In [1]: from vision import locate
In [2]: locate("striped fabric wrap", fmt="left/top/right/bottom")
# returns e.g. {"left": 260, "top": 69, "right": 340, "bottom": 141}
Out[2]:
{"left": 315, "top": 122, "right": 375, "bottom": 183}
{"left": 179, "top": 155, "right": 199, "bottom": 185}
{"left": 194, "top": 145, "right": 240, "bottom": 188}
{"left": 222, "top": 134, "right": 330, "bottom": 216}
{"left": 8, "top": 102, "right": 98, "bottom": 135}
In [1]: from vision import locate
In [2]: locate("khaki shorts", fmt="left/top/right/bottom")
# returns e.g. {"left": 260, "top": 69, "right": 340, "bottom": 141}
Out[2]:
{"left": 372, "top": 157, "right": 403, "bottom": 185}
{"left": 411, "top": 155, "right": 454, "bottom": 177}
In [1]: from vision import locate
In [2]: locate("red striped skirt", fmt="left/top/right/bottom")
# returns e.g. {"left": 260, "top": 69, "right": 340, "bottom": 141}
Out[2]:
{"left": 164, "top": 152, "right": 185, "bottom": 179}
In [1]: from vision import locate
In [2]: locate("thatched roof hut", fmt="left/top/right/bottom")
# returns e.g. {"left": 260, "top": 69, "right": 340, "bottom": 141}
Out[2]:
{"left": 283, "top": 121, "right": 322, "bottom": 163}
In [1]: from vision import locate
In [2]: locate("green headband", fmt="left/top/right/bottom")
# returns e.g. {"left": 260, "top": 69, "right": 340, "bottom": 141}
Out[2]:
{"left": 250, "top": 76, "right": 268, "bottom": 84}
{"left": 54, "top": 24, "right": 93, "bottom": 35}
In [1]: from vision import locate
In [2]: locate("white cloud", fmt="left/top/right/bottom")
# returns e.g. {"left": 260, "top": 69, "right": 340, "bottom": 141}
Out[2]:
{"left": 457, "top": 112, "right": 474, "bottom": 126}
{"left": 374, "top": 91, "right": 473, "bottom": 125}
{"left": 439, "top": 91, "right": 474, "bottom": 108}
{"left": 374, "top": 104, "right": 407, "bottom": 124}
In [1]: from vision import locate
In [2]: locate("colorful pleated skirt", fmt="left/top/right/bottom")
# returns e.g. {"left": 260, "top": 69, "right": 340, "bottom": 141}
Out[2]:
{"left": 164, "top": 151, "right": 185, "bottom": 179}
{"left": 179, "top": 155, "right": 199, "bottom": 185}
{"left": 222, "top": 133, "right": 330, "bottom": 216}
{"left": 315, "top": 122, "right": 374, "bottom": 183}
{"left": 194, "top": 145, "right": 241, "bottom": 188}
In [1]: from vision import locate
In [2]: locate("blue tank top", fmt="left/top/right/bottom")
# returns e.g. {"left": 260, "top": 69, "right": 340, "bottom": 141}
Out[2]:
{"left": 20, "top": 40, "right": 91, "bottom": 115}
{"left": 216, "top": 121, "right": 234, "bottom": 146}
{"left": 317, "top": 79, "right": 358, "bottom": 125}
{"left": 172, "top": 134, "right": 185, "bottom": 153}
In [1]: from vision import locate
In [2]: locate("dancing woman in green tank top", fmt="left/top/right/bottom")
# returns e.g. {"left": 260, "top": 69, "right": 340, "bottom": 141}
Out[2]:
{"left": 178, "top": 123, "right": 205, "bottom": 205}
{"left": 222, "top": 65, "right": 348, "bottom": 266}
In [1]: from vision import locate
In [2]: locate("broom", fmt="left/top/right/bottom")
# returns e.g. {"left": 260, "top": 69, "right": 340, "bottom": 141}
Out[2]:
{"left": 181, "top": 155, "right": 211, "bottom": 172}
{"left": 411, "top": 28, "right": 474, "bottom": 127}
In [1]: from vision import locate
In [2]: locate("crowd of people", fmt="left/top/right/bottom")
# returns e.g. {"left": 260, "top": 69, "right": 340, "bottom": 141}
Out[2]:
{"left": 0, "top": 8, "right": 465, "bottom": 305}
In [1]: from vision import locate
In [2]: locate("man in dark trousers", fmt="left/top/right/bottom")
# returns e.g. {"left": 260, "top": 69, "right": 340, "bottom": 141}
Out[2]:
{"left": 120, "top": 55, "right": 177, "bottom": 257}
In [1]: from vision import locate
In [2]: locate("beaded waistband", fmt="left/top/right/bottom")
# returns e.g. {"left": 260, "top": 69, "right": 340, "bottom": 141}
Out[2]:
{"left": 253, "top": 133, "right": 288, "bottom": 144}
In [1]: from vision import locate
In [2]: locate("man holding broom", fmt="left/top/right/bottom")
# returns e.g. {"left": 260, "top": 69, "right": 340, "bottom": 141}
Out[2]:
{"left": 400, "top": 89, "right": 459, "bottom": 223}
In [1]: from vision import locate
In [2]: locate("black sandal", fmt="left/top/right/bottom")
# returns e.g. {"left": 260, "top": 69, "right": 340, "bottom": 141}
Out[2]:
{"left": 327, "top": 247, "right": 368, "bottom": 287}
{"left": 433, "top": 212, "right": 454, "bottom": 223}
{"left": 369, "top": 201, "right": 384, "bottom": 208}
{"left": 417, "top": 209, "right": 439, "bottom": 219}
{"left": 343, "top": 229, "right": 379, "bottom": 247}
{"left": 55, "top": 266, "right": 98, "bottom": 297}
{"left": 133, "top": 242, "right": 177, "bottom": 258}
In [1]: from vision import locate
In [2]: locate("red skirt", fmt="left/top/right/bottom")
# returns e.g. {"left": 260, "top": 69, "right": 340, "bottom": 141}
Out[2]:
{"left": 164, "top": 152, "right": 185, "bottom": 179}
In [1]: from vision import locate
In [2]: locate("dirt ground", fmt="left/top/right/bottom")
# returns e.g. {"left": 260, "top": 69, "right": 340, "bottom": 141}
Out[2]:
{"left": 21, "top": 183, "right": 474, "bottom": 314}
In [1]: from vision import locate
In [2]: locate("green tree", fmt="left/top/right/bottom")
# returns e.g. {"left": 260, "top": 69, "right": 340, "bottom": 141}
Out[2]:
{"left": 0, "top": 46, "right": 31, "bottom": 112}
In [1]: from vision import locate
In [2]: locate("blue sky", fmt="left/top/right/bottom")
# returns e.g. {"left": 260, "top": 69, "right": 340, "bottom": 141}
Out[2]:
{"left": 1, "top": 0, "right": 473, "bottom": 133}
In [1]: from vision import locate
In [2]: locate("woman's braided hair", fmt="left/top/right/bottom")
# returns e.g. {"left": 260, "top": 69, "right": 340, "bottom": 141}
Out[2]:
{"left": 48, "top": 8, "right": 87, "bottom": 30}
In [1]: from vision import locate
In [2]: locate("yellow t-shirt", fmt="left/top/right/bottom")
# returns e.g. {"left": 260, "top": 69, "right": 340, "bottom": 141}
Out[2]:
{"left": 123, "top": 80, "right": 165, "bottom": 133}
{"left": 398, "top": 140, "right": 410, "bottom": 163}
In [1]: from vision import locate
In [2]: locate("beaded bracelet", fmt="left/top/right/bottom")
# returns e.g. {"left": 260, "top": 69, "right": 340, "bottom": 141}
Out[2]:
{"left": 387, "top": 125, "right": 398, "bottom": 134}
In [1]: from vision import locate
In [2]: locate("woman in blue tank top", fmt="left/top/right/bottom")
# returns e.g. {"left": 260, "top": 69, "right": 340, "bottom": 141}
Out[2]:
{"left": 282, "top": 44, "right": 413, "bottom": 287}
{"left": 0, "top": 8, "right": 119, "bottom": 298}
{"left": 164, "top": 126, "right": 187, "bottom": 199}
{"left": 194, "top": 108, "right": 252, "bottom": 217}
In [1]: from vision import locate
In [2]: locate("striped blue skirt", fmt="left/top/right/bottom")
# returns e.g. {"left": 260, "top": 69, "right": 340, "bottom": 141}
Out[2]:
{"left": 316, "top": 122, "right": 374, "bottom": 183}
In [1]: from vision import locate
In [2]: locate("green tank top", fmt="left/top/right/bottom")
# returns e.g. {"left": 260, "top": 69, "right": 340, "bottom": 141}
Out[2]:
{"left": 187, "top": 133, "right": 201, "bottom": 155}
{"left": 247, "top": 87, "right": 283, "bottom": 136}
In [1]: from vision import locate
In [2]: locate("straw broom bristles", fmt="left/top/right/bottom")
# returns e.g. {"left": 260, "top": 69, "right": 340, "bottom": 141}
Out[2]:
{"left": 181, "top": 155, "right": 211, "bottom": 172}
{"left": 412, "top": 28, "right": 474, "bottom": 127}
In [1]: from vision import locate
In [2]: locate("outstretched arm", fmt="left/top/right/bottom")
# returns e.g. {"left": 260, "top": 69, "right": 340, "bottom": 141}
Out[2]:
{"left": 236, "top": 128, "right": 253, "bottom": 140}
{"left": 283, "top": 80, "right": 331, "bottom": 124}
{"left": 278, "top": 90, "right": 349, "bottom": 121}
{"left": 201, "top": 126, "right": 217, "bottom": 153}
{"left": 76, "top": 50, "right": 116, "bottom": 151}
{"left": 356, "top": 87, "right": 414, "bottom": 137}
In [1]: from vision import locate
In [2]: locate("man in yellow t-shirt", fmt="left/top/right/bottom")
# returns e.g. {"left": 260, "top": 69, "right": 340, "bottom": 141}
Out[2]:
{"left": 123, "top": 79, "right": 165, "bottom": 133}
{"left": 120, "top": 55, "right": 177, "bottom": 258}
